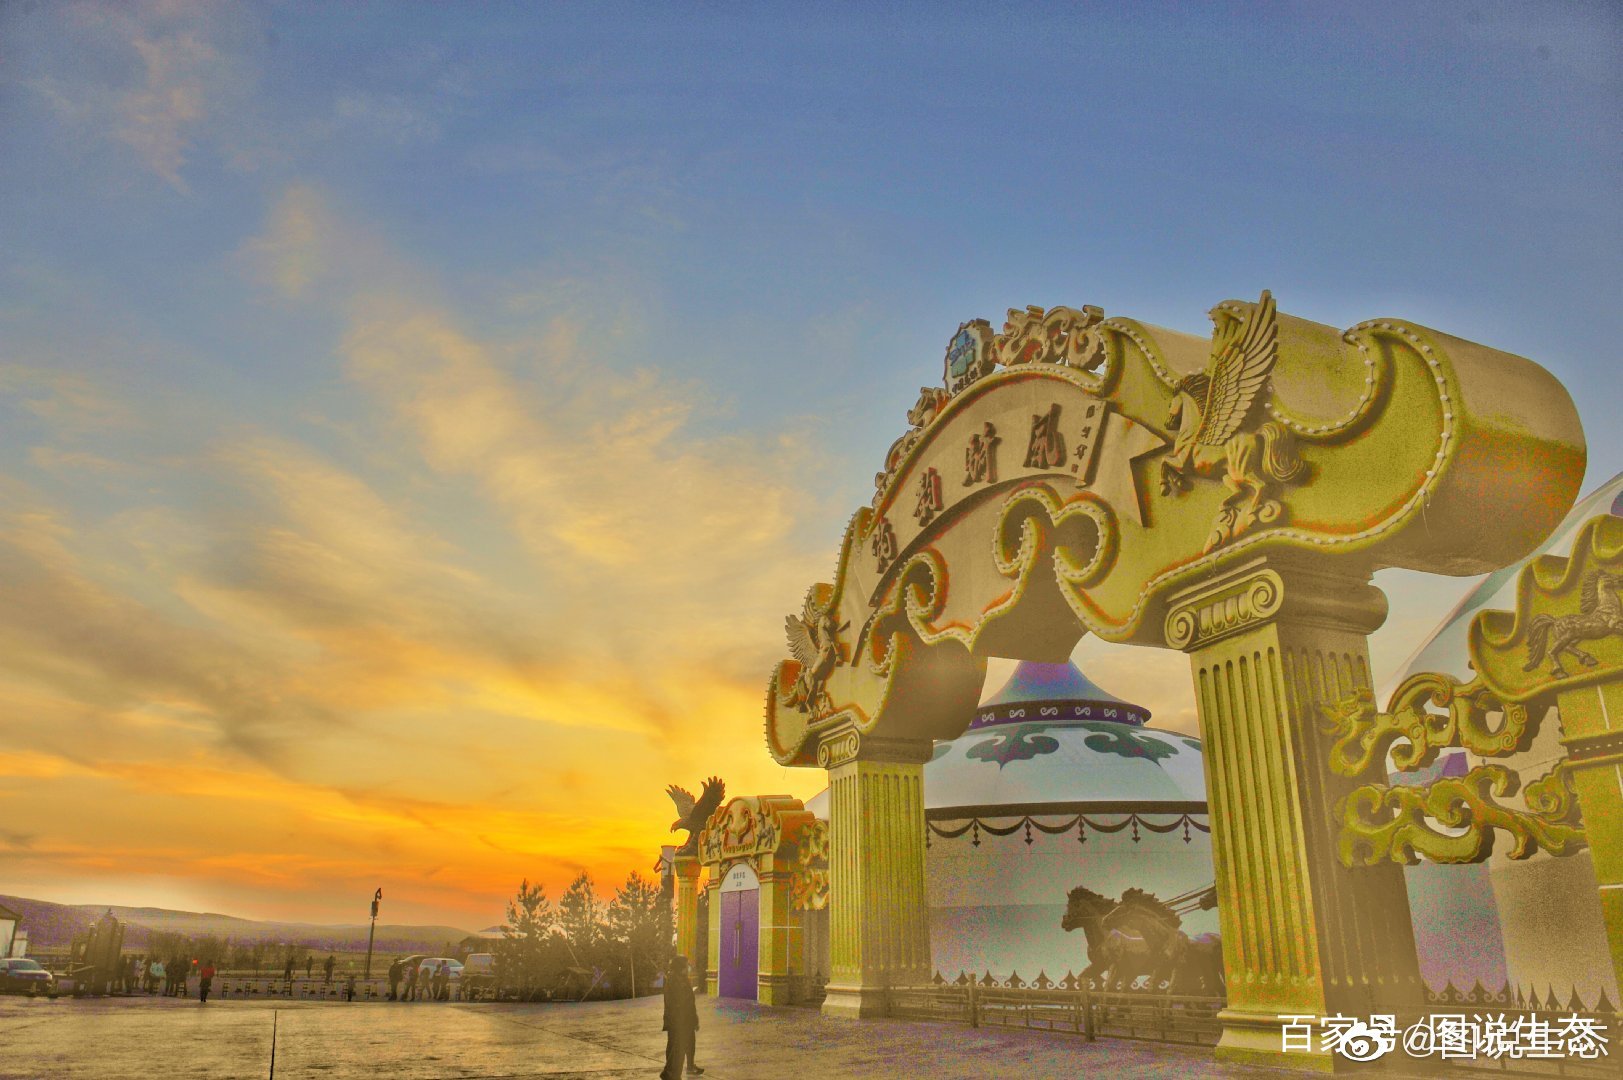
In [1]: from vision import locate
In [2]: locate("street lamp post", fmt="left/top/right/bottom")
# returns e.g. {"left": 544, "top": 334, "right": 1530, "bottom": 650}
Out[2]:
{"left": 364, "top": 888, "right": 382, "bottom": 981}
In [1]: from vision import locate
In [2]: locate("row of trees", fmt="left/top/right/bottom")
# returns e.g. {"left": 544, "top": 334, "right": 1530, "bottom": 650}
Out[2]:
{"left": 132, "top": 933, "right": 327, "bottom": 976}
{"left": 497, "top": 871, "right": 671, "bottom": 1001}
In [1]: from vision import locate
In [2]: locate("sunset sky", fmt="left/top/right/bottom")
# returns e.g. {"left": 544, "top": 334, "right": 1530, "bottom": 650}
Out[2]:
{"left": 1, "top": 2, "right": 1618, "bottom": 929}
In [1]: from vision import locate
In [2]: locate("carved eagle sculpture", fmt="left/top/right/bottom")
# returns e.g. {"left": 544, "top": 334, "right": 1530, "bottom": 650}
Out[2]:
{"left": 667, "top": 775, "right": 725, "bottom": 857}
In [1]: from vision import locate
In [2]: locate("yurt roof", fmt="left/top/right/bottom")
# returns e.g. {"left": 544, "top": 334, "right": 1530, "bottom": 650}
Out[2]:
{"left": 806, "top": 659, "right": 1202, "bottom": 819}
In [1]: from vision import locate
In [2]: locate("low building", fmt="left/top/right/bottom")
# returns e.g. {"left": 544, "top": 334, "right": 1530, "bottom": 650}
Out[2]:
{"left": 0, "top": 903, "right": 18, "bottom": 959}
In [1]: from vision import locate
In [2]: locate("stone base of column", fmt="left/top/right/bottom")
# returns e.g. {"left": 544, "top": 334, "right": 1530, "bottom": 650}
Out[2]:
{"left": 820, "top": 980, "right": 889, "bottom": 1019}
{"left": 758, "top": 971, "right": 795, "bottom": 1007}
{"left": 1214, "top": 1010, "right": 1337, "bottom": 1073}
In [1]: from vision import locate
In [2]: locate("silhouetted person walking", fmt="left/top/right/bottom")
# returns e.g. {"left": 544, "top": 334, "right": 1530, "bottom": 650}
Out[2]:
{"left": 323, "top": 954, "right": 335, "bottom": 983}
{"left": 198, "top": 960, "right": 215, "bottom": 1003}
{"left": 660, "top": 956, "right": 702, "bottom": 1079}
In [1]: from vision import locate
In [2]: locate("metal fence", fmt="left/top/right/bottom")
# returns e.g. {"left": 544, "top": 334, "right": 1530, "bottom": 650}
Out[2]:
{"left": 885, "top": 978, "right": 1618, "bottom": 1078}
{"left": 885, "top": 982, "right": 1224, "bottom": 1046}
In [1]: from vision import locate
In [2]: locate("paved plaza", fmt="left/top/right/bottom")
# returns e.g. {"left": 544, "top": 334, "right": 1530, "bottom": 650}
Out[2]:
{"left": 0, "top": 993, "right": 1379, "bottom": 1080}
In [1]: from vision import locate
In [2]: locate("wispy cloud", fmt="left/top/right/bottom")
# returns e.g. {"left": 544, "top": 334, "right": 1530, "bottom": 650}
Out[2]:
{"left": 23, "top": 0, "right": 257, "bottom": 192}
{"left": 0, "top": 182, "right": 835, "bottom": 921}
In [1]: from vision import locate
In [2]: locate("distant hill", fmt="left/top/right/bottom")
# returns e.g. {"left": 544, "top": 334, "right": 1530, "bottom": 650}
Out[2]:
{"left": 0, "top": 894, "right": 476, "bottom": 955}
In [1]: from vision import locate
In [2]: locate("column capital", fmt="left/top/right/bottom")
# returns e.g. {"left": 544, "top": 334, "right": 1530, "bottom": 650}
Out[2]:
{"left": 1164, "top": 555, "right": 1387, "bottom": 651}
{"left": 814, "top": 723, "right": 932, "bottom": 769}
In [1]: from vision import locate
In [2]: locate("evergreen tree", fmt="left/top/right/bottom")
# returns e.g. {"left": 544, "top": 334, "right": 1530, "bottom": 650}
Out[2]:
{"left": 608, "top": 871, "right": 671, "bottom": 996}
{"left": 558, "top": 872, "right": 603, "bottom": 964}
{"left": 496, "top": 878, "right": 557, "bottom": 999}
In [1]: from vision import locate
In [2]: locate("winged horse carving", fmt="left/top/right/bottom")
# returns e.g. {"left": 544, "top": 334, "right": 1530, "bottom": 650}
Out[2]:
{"left": 1159, "top": 290, "right": 1306, "bottom": 552}
{"left": 779, "top": 596, "right": 849, "bottom": 719}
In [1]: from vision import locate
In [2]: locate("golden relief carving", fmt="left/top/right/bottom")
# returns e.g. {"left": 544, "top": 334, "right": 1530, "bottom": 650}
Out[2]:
{"left": 1322, "top": 674, "right": 1572, "bottom": 866}
{"left": 1320, "top": 673, "right": 1534, "bottom": 778}
{"left": 1158, "top": 291, "right": 1307, "bottom": 552}
{"left": 763, "top": 293, "right": 1582, "bottom": 769}
{"left": 1337, "top": 764, "right": 1585, "bottom": 866}
{"left": 1471, "top": 514, "right": 1623, "bottom": 703}
{"left": 1521, "top": 570, "right": 1623, "bottom": 679}
{"left": 779, "top": 584, "right": 850, "bottom": 721}
{"left": 1325, "top": 516, "right": 1623, "bottom": 870}
{"left": 992, "top": 304, "right": 1106, "bottom": 370}
{"left": 789, "top": 819, "right": 829, "bottom": 911}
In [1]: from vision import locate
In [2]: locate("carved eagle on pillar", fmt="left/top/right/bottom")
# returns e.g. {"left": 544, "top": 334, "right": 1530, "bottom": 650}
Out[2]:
{"left": 666, "top": 776, "right": 725, "bottom": 858}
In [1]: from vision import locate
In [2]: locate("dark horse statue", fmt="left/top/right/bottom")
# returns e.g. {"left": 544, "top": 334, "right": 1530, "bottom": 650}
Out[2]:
{"left": 1061, "top": 886, "right": 1155, "bottom": 991}
{"left": 1063, "top": 886, "right": 1225, "bottom": 996}
{"left": 1103, "top": 889, "right": 1225, "bottom": 996}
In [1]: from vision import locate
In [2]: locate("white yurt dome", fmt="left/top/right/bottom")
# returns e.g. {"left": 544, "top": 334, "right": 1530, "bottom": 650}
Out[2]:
{"left": 810, "top": 659, "right": 1216, "bottom": 982}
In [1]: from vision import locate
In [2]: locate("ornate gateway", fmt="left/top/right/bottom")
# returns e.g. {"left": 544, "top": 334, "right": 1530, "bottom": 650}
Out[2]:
{"left": 691, "top": 795, "right": 827, "bottom": 1006}
{"left": 761, "top": 290, "right": 1585, "bottom": 1070}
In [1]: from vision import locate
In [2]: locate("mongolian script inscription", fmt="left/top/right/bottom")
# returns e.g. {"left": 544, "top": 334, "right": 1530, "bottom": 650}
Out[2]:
{"left": 1072, "top": 400, "right": 1108, "bottom": 484}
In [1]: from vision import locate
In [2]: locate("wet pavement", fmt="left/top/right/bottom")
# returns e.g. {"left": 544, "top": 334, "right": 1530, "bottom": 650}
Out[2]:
{"left": 0, "top": 992, "right": 1339, "bottom": 1079}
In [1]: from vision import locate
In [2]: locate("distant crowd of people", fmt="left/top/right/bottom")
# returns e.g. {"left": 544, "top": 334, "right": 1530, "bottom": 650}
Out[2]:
{"left": 99, "top": 952, "right": 357, "bottom": 1003}
{"left": 386, "top": 957, "right": 456, "bottom": 1001}
{"left": 103, "top": 955, "right": 218, "bottom": 1001}
{"left": 82, "top": 950, "right": 473, "bottom": 1005}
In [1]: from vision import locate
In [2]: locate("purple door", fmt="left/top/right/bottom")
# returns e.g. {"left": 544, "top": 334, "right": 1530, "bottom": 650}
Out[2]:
{"left": 718, "top": 888, "right": 759, "bottom": 1000}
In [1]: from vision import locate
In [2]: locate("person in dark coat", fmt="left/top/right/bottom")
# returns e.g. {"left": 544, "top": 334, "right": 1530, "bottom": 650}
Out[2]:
{"left": 660, "top": 956, "right": 703, "bottom": 1078}
{"left": 198, "top": 960, "right": 215, "bottom": 1004}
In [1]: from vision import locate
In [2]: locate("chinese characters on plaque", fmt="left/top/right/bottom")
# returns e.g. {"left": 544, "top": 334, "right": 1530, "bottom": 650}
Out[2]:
{"left": 870, "top": 517, "right": 897, "bottom": 572}
{"left": 875, "top": 396, "right": 1118, "bottom": 574}
{"left": 1024, "top": 403, "right": 1066, "bottom": 470}
{"left": 964, "top": 422, "right": 999, "bottom": 486}
{"left": 913, "top": 468, "right": 943, "bottom": 525}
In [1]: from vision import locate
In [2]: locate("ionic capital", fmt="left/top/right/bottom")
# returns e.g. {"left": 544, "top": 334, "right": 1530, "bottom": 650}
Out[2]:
{"left": 1164, "top": 555, "right": 1386, "bottom": 651}
{"left": 815, "top": 725, "right": 932, "bottom": 769}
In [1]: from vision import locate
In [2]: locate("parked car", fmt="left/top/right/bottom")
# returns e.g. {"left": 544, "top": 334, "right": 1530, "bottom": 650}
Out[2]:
{"left": 460, "top": 953, "right": 495, "bottom": 1001}
{"left": 416, "top": 957, "right": 463, "bottom": 998}
{"left": 0, "top": 958, "right": 56, "bottom": 996}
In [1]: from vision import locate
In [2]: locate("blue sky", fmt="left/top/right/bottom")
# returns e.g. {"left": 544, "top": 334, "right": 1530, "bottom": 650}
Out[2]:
{"left": 0, "top": 1, "right": 1617, "bottom": 923}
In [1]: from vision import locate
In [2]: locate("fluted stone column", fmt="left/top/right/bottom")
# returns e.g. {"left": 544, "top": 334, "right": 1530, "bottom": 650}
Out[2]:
{"left": 703, "top": 874, "right": 722, "bottom": 997}
{"left": 1552, "top": 681, "right": 1623, "bottom": 998}
{"left": 1167, "top": 557, "right": 1426, "bottom": 1071}
{"left": 757, "top": 857, "right": 801, "bottom": 1005}
{"left": 818, "top": 725, "right": 932, "bottom": 1019}
{"left": 673, "top": 855, "right": 702, "bottom": 977}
